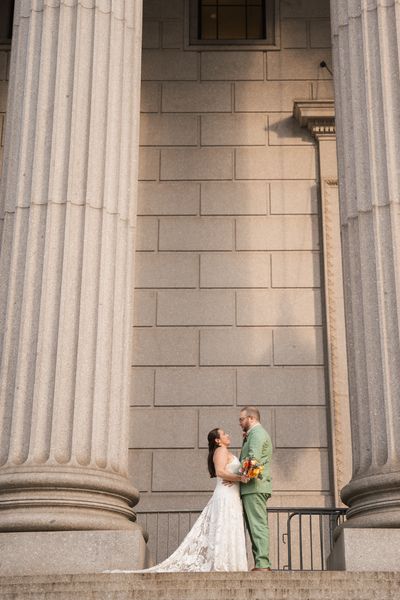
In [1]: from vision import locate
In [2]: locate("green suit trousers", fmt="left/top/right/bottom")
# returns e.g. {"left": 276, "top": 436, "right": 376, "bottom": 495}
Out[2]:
{"left": 242, "top": 493, "right": 271, "bottom": 569}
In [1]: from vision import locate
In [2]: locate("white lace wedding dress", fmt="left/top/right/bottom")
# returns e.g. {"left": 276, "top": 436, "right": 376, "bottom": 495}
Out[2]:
{"left": 143, "top": 456, "right": 248, "bottom": 572}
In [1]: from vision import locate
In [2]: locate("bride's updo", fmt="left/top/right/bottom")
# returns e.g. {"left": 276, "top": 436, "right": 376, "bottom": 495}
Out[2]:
{"left": 207, "top": 428, "right": 221, "bottom": 478}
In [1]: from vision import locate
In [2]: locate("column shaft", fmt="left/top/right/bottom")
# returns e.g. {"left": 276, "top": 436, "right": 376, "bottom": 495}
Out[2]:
{"left": 331, "top": 0, "right": 400, "bottom": 526}
{"left": 0, "top": 0, "right": 143, "bottom": 531}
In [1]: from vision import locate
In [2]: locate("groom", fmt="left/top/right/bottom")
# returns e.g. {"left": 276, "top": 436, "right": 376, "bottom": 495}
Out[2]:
{"left": 239, "top": 406, "right": 273, "bottom": 571}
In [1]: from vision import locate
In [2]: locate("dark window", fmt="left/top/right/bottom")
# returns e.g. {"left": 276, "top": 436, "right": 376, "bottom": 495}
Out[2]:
{"left": 199, "top": 0, "right": 266, "bottom": 41}
{"left": 0, "top": 0, "right": 14, "bottom": 42}
{"left": 189, "top": 0, "right": 275, "bottom": 46}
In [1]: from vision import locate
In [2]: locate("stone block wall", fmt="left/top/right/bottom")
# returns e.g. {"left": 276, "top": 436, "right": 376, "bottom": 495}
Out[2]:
{"left": 131, "top": 0, "right": 334, "bottom": 511}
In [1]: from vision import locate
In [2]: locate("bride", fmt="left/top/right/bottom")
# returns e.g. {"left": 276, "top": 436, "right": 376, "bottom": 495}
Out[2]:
{"left": 142, "top": 428, "right": 249, "bottom": 572}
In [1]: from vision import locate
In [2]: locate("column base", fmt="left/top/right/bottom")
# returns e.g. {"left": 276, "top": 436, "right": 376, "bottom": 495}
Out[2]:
{"left": 0, "top": 529, "right": 151, "bottom": 576}
{"left": 0, "top": 468, "right": 141, "bottom": 531}
{"left": 327, "top": 528, "right": 400, "bottom": 571}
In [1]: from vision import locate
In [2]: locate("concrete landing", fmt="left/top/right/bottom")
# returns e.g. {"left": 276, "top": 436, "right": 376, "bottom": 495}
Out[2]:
{"left": 0, "top": 571, "right": 399, "bottom": 600}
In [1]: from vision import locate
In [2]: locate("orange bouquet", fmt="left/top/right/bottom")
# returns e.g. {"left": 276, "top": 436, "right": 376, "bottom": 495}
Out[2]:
{"left": 239, "top": 454, "right": 264, "bottom": 480}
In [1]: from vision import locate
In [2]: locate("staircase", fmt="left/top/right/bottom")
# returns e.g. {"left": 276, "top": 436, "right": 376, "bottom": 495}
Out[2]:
{"left": 1, "top": 572, "right": 399, "bottom": 600}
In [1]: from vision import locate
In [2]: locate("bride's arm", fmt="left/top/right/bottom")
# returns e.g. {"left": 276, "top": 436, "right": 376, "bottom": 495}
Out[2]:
{"left": 213, "top": 448, "right": 246, "bottom": 482}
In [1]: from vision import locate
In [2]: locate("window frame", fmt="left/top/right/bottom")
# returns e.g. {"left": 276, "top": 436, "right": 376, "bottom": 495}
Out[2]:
{"left": 186, "top": 0, "right": 280, "bottom": 50}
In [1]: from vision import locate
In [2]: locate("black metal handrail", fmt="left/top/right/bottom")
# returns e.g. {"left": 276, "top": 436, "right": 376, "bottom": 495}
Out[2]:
{"left": 284, "top": 508, "right": 346, "bottom": 570}
{"left": 135, "top": 506, "right": 346, "bottom": 571}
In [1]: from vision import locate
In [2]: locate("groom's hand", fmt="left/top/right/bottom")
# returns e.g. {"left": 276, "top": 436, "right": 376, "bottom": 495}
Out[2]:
{"left": 222, "top": 480, "right": 234, "bottom": 486}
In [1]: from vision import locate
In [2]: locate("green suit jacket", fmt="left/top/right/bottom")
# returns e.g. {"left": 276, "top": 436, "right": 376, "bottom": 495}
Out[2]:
{"left": 239, "top": 424, "right": 273, "bottom": 496}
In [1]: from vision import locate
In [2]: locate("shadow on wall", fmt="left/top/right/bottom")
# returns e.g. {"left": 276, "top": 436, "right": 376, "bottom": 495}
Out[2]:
{"left": 268, "top": 114, "right": 313, "bottom": 145}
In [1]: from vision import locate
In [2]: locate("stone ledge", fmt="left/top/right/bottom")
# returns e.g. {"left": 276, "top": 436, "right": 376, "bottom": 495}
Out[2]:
{"left": 293, "top": 99, "right": 335, "bottom": 139}
{"left": 0, "top": 530, "right": 149, "bottom": 577}
{"left": 327, "top": 527, "right": 400, "bottom": 571}
{"left": 293, "top": 100, "right": 335, "bottom": 127}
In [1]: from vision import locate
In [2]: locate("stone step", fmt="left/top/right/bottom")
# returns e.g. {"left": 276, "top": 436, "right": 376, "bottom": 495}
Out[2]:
{"left": 0, "top": 572, "right": 399, "bottom": 600}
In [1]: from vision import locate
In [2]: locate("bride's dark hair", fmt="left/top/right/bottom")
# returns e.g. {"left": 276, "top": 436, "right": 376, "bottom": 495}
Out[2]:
{"left": 207, "top": 428, "right": 221, "bottom": 478}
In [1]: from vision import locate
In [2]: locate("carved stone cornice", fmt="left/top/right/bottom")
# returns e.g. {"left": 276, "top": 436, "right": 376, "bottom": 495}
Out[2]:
{"left": 293, "top": 100, "right": 335, "bottom": 139}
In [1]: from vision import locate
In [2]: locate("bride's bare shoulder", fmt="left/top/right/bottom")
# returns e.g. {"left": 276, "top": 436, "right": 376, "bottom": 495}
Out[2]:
{"left": 214, "top": 446, "right": 229, "bottom": 456}
{"left": 213, "top": 447, "right": 230, "bottom": 465}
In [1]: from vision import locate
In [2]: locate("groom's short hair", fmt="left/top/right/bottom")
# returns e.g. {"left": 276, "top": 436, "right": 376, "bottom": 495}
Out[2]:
{"left": 241, "top": 406, "right": 260, "bottom": 422}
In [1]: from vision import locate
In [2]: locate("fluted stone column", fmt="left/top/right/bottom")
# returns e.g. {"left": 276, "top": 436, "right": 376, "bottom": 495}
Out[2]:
{"left": 0, "top": 0, "right": 145, "bottom": 571}
{"left": 328, "top": 0, "right": 400, "bottom": 571}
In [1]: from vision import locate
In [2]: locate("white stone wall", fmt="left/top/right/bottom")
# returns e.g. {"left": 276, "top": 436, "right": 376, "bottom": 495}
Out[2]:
{"left": 131, "top": 0, "right": 335, "bottom": 511}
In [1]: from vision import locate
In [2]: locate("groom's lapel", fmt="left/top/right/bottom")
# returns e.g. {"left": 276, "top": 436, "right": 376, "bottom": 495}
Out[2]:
{"left": 241, "top": 428, "right": 255, "bottom": 456}
{"left": 240, "top": 436, "right": 245, "bottom": 460}
{"left": 240, "top": 433, "right": 249, "bottom": 460}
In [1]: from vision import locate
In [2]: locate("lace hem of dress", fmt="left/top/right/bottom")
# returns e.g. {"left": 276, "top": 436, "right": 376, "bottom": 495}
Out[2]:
{"left": 142, "top": 456, "right": 248, "bottom": 572}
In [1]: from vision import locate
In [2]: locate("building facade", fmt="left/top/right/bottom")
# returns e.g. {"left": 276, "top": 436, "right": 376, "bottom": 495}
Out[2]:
{"left": 0, "top": 0, "right": 399, "bottom": 574}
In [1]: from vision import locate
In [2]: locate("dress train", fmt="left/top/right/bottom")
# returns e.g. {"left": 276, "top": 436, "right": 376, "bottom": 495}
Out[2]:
{"left": 140, "top": 456, "right": 248, "bottom": 572}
